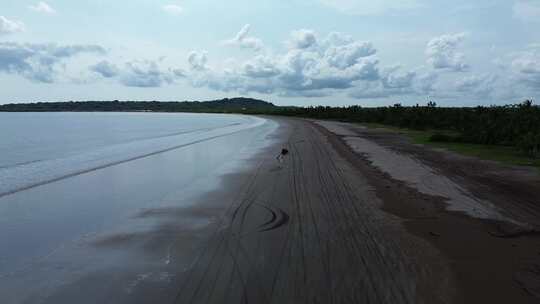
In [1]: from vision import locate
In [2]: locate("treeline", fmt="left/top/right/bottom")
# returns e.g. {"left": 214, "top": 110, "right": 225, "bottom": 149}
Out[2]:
{"left": 0, "top": 97, "right": 276, "bottom": 113}
{"left": 269, "top": 100, "right": 540, "bottom": 157}
{"left": 2, "top": 98, "right": 538, "bottom": 157}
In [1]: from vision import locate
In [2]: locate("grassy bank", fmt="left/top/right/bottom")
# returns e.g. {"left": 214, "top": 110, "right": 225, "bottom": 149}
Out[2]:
{"left": 360, "top": 123, "right": 540, "bottom": 169}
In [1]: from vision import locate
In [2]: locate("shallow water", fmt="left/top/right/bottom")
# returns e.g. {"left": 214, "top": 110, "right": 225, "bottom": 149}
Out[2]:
{"left": 0, "top": 112, "right": 268, "bottom": 196}
{"left": 0, "top": 112, "right": 277, "bottom": 303}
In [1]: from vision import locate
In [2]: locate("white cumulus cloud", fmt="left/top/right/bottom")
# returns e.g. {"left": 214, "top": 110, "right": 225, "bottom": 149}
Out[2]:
{"left": 89, "top": 59, "right": 182, "bottom": 87}
{"left": 0, "top": 16, "right": 25, "bottom": 35}
{"left": 224, "top": 24, "right": 264, "bottom": 51}
{"left": 510, "top": 48, "right": 540, "bottom": 90}
{"left": 349, "top": 65, "right": 424, "bottom": 99}
{"left": 29, "top": 2, "right": 57, "bottom": 15}
{"left": 381, "top": 65, "right": 416, "bottom": 89}
{"left": 73, "top": 27, "right": 523, "bottom": 102}
{"left": 324, "top": 41, "right": 376, "bottom": 69}
{"left": 289, "top": 29, "right": 318, "bottom": 49}
{"left": 188, "top": 51, "right": 209, "bottom": 71}
{"left": 120, "top": 60, "right": 175, "bottom": 87}
{"left": 426, "top": 33, "right": 469, "bottom": 72}
{"left": 242, "top": 55, "right": 280, "bottom": 78}
{"left": 0, "top": 42, "right": 106, "bottom": 83}
{"left": 188, "top": 30, "right": 382, "bottom": 97}
{"left": 162, "top": 4, "right": 184, "bottom": 16}
{"left": 90, "top": 61, "right": 120, "bottom": 78}
{"left": 455, "top": 74, "right": 497, "bottom": 98}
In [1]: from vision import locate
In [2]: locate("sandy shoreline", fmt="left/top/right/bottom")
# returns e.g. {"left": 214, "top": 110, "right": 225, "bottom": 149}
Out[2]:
{"left": 168, "top": 117, "right": 457, "bottom": 303}
{"left": 5, "top": 116, "right": 539, "bottom": 303}
{"left": 314, "top": 119, "right": 540, "bottom": 303}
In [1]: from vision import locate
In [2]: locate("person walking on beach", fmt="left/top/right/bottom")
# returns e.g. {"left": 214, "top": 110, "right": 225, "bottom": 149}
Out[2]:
{"left": 277, "top": 148, "right": 289, "bottom": 163}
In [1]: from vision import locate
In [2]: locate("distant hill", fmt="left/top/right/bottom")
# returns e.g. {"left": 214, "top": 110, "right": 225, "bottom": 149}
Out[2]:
{"left": 0, "top": 97, "right": 277, "bottom": 113}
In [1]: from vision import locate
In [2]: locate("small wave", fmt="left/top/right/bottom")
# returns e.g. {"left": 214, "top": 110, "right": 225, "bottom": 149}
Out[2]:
{"left": 0, "top": 159, "right": 43, "bottom": 170}
{"left": 0, "top": 117, "right": 266, "bottom": 198}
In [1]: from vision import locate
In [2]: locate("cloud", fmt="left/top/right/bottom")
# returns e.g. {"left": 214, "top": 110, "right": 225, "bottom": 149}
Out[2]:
{"left": 426, "top": 33, "right": 469, "bottom": 72}
{"left": 120, "top": 60, "right": 175, "bottom": 87}
{"left": 49, "top": 45, "right": 106, "bottom": 57}
{"left": 188, "top": 30, "right": 381, "bottom": 97}
{"left": 162, "top": 4, "right": 184, "bottom": 16}
{"left": 172, "top": 68, "right": 186, "bottom": 78}
{"left": 319, "top": 0, "right": 422, "bottom": 15}
{"left": 242, "top": 55, "right": 280, "bottom": 78}
{"left": 90, "top": 59, "right": 183, "bottom": 88}
{"left": 90, "top": 61, "right": 119, "bottom": 78}
{"left": 349, "top": 65, "right": 418, "bottom": 99}
{"left": 513, "top": 0, "right": 540, "bottom": 22}
{"left": 455, "top": 74, "right": 497, "bottom": 98}
{"left": 511, "top": 48, "right": 540, "bottom": 90}
{"left": 289, "top": 29, "right": 318, "bottom": 49}
{"left": 0, "top": 42, "right": 105, "bottom": 83}
{"left": 224, "top": 24, "right": 264, "bottom": 51}
{"left": 492, "top": 45, "right": 540, "bottom": 95}
{"left": 0, "top": 16, "right": 25, "bottom": 35}
{"left": 415, "top": 71, "right": 438, "bottom": 94}
{"left": 381, "top": 65, "right": 416, "bottom": 89}
{"left": 29, "top": 2, "right": 57, "bottom": 14}
{"left": 324, "top": 41, "right": 376, "bottom": 69}
{"left": 348, "top": 82, "right": 392, "bottom": 99}
{"left": 188, "top": 51, "right": 208, "bottom": 71}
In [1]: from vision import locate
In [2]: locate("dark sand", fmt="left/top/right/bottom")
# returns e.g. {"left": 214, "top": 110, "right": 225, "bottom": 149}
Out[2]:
{"left": 168, "top": 117, "right": 457, "bottom": 304}
{"left": 314, "top": 120, "right": 540, "bottom": 303}
{"left": 33, "top": 117, "right": 540, "bottom": 303}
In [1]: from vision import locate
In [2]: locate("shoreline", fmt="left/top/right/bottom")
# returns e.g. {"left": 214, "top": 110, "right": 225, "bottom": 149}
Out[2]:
{"left": 169, "top": 117, "right": 457, "bottom": 303}
{"left": 2, "top": 115, "right": 538, "bottom": 303}
{"left": 313, "top": 119, "right": 540, "bottom": 303}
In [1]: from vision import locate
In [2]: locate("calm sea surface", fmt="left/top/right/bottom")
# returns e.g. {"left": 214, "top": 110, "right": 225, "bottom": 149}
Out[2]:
{"left": 0, "top": 112, "right": 278, "bottom": 303}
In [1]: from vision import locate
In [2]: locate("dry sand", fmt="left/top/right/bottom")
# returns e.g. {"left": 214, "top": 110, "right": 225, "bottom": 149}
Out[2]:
{"left": 314, "top": 119, "right": 540, "bottom": 303}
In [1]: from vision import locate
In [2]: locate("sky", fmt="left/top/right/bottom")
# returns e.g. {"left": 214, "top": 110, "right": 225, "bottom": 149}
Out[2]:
{"left": 0, "top": 0, "right": 539, "bottom": 106}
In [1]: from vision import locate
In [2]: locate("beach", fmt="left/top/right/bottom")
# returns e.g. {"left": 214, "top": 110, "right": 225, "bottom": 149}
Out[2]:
{"left": 1, "top": 116, "right": 539, "bottom": 303}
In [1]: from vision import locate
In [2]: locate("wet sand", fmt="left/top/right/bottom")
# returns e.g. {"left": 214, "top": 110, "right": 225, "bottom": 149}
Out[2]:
{"left": 5, "top": 117, "right": 540, "bottom": 303}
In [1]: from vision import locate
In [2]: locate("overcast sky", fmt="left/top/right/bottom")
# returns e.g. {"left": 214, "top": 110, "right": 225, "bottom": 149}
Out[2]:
{"left": 1, "top": 0, "right": 539, "bottom": 106}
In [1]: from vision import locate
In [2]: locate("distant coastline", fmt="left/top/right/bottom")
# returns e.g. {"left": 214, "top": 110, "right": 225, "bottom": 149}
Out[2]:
{"left": 2, "top": 98, "right": 538, "bottom": 159}
{"left": 0, "top": 97, "right": 277, "bottom": 114}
